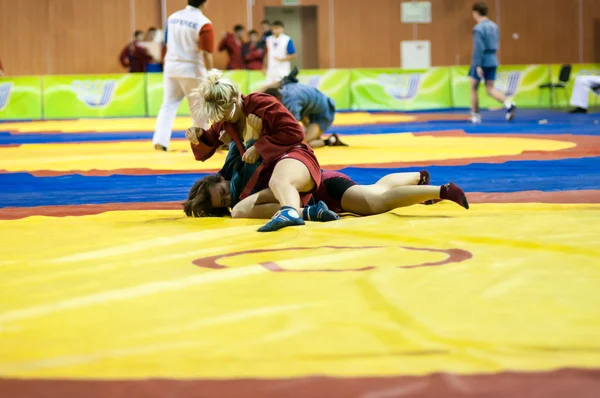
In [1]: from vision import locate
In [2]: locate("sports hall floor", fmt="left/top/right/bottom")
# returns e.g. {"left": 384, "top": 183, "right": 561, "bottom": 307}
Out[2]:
{"left": 0, "top": 109, "right": 599, "bottom": 397}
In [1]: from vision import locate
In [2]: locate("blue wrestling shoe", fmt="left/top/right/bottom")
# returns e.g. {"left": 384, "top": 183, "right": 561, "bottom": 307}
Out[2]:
{"left": 258, "top": 206, "right": 305, "bottom": 232}
{"left": 303, "top": 201, "right": 340, "bottom": 222}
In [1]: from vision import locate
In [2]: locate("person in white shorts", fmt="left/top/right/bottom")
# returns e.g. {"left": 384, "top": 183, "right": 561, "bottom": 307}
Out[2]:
{"left": 264, "top": 21, "right": 296, "bottom": 84}
{"left": 569, "top": 75, "right": 600, "bottom": 114}
{"left": 152, "top": 0, "right": 214, "bottom": 151}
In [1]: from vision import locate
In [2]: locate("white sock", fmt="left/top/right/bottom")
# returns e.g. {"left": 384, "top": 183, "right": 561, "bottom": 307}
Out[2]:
{"left": 504, "top": 99, "right": 514, "bottom": 109}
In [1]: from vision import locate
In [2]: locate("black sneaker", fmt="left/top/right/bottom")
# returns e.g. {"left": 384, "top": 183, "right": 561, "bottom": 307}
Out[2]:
{"left": 282, "top": 66, "right": 300, "bottom": 85}
{"left": 568, "top": 107, "right": 587, "bottom": 114}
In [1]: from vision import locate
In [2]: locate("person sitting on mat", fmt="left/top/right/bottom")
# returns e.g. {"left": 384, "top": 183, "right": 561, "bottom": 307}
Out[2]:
{"left": 257, "top": 69, "right": 347, "bottom": 149}
{"left": 183, "top": 136, "right": 469, "bottom": 220}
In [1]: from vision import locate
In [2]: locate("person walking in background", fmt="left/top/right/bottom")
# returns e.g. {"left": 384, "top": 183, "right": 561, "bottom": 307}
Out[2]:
{"left": 152, "top": 0, "right": 214, "bottom": 151}
{"left": 219, "top": 25, "right": 245, "bottom": 70}
{"left": 264, "top": 21, "right": 296, "bottom": 84}
{"left": 241, "top": 30, "right": 264, "bottom": 70}
{"left": 568, "top": 75, "right": 600, "bottom": 114}
{"left": 119, "top": 30, "right": 153, "bottom": 73}
{"left": 469, "top": 2, "right": 516, "bottom": 124}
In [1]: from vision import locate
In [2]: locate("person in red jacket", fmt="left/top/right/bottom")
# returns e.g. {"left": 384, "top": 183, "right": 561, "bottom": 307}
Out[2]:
{"left": 241, "top": 30, "right": 264, "bottom": 70}
{"left": 218, "top": 24, "right": 245, "bottom": 70}
{"left": 185, "top": 69, "right": 328, "bottom": 232}
{"left": 119, "top": 30, "right": 153, "bottom": 73}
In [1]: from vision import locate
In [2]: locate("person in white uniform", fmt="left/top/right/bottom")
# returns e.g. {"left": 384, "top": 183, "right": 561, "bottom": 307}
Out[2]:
{"left": 264, "top": 21, "right": 297, "bottom": 84}
{"left": 569, "top": 75, "right": 600, "bottom": 114}
{"left": 152, "top": 0, "right": 214, "bottom": 151}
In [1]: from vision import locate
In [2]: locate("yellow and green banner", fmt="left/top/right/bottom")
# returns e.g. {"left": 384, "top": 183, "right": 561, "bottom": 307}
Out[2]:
{"left": 0, "top": 76, "right": 43, "bottom": 120}
{"left": 249, "top": 69, "right": 352, "bottom": 110}
{"left": 2, "top": 64, "right": 599, "bottom": 120}
{"left": 147, "top": 71, "right": 249, "bottom": 117}
{"left": 43, "top": 74, "right": 146, "bottom": 119}
{"left": 451, "top": 65, "right": 551, "bottom": 108}
{"left": 350, "top": 68, "right": 452, "bottom": 110}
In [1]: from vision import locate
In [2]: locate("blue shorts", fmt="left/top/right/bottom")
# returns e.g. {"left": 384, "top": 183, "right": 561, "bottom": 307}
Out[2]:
{"left": 309, "top": 97, "right": 336, "bottom": 133}
{"left": 468, "top": 66, "right": 497, "bottom": 82}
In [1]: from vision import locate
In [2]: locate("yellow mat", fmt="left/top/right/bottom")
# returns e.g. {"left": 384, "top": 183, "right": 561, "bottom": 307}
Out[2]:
{"left": 0, "top": 134, "right": 573, "bottom": 172}
{"left": 1, "top": 203, "right": 599, "bottom": 379}
{"left": 0, "top": 114, "right": 417, "bottom": 134}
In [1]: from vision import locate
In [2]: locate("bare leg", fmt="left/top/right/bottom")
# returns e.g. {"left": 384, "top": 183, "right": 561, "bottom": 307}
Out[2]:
{"left": 341, "top": 185, "right": 441, "bottom": 216}
{"left": 470, "top": 77, "right": 480, "bottom": 114}
{"left": 308, "top": 139, "right": 326, "bottom": 148}
{"left": 233, "top": 203, "right": 282, "bottom": 219}
{"left": 484, "top": 80, "right": 507, "bottom": 103}
{"left": 305, "top": 123, "right": 323, "bottom": 143}
{"left": 231, "top": 188, "right": 277, "bottom": 219}
{"left": 375, "top": 172, "right": 421, "bottom": 189}
{"left": 269, "top": 158, "right": 315, "bottom": 212}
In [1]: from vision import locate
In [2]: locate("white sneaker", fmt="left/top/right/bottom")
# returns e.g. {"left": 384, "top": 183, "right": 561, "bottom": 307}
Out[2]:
{"left": 470, "top": 113, "right": 482, "bottom": 124}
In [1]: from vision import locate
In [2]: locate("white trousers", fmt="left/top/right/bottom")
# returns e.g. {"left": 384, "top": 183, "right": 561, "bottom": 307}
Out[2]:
{"left": 266, "top": 64, "right": 291, "bottom": 84}
{"left": 152, "top": 76, "right": 208, "bottom": 148}
{"left": 569, "top": 75, "right": 600, "bottom": 109}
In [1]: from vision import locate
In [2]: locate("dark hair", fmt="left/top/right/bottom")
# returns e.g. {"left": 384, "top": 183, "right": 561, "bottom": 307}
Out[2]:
{"left": 134, "top": 30, "right": 144, "bottom": 38}
{"left": 261, "top": 20, "right": 270, "bottom": 25}
{"left": 249, "top": 29, "right": 258, "bottom": 36}
{"left": 264, "top": 88, "right": 282, "bottom": 102}
{"left": 183, "top": 175, "right": 231, "bottom": 218}
{"left": 472, "top": 2, "right": 488, "bottom": 16}
{"left": 188, "top": 0, "right": 207, "bottom": 8}
{"left": 234, "top": 24, "right": 245, "bottom": 32}
{"left": 272, "top": 20, "right": 284, "bottom": 28}
{"left": 148, "top": 27, "right": 158, "bottom": 32}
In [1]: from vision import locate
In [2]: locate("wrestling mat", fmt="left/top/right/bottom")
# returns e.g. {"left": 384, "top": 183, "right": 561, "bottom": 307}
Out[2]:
{"left": 1, "top": 110, "right": 599, "bottom": 397}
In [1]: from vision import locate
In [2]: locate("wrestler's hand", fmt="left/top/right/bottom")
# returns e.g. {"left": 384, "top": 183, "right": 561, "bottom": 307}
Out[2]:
{"left": 218, "top": 129, "right": 232, "bottom": 144}
{"left": 185, "top": 127, "right": 203, "bottom": 145}
{"left": 242, "top": 145, "right": 260, "bottom": 164}
{"left": 247, "top": 114, "right": 263, "bottom": 133}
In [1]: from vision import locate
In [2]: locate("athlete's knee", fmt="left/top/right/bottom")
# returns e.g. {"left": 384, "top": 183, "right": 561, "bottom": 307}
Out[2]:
{"left": 230, "top": 205, "right": 248, "bottom": 219}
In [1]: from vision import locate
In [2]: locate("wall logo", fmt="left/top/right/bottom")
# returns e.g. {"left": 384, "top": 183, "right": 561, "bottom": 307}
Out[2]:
{"left": 303, "top": 75, "right": 321, "bottom": 89}
{"left": 577, "top": 69, "right": 600, "bottom": 76}
{"left": 378, "top": 73, "right": 422, "bottom": 100}
{"left": 0, "top": 82, "right": 13, "bottom": 111}
{"left": 494, "top": 71, "right": 522, "bottom": 96}
{"left": 72, "top": 80, "right": 117, "bottom": 108}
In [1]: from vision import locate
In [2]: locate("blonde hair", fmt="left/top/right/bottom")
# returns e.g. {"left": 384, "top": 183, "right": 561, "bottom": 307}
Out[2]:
{"left": 191, "top": 69, "right": 241, "bottom": 123}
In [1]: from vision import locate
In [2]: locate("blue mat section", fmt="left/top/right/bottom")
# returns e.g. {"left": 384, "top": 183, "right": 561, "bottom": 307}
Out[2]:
{"left": 1, "top": 110, "right": 598, "bottom": 145}
{"left": 1, "top": 157, "right": 598, "bottom": 208}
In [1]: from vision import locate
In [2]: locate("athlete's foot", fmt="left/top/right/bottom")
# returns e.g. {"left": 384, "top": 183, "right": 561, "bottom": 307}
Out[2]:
{"left": 505, "top": 101, "right": 517, "bottom": 121}
{"left": 470, "top": 113, "right": 481, "bottom": 124}
{"left": 440, "top": 182, "right": 469, "bottom": 209}
{"left": 325, "top": 134, "right": 348, "bottom": 147}
{"left": 154, "top": 144, "right": 167, "bottom": 151}
{"left": 418, "top": 170, "right": 430, "bottom": 185}
{"left": 258, "top": 206, "right": 305, "bottom": 232}
{"left": 569, "top": 107, "right": 587, "bottom": 114}
{"left": 303, "top": 201, "right": 340, "bottom": 222}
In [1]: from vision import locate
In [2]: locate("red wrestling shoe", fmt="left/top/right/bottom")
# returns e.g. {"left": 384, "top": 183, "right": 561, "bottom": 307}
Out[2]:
{"left": 440, "top": 182, "right": 469, "bottom": 209}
